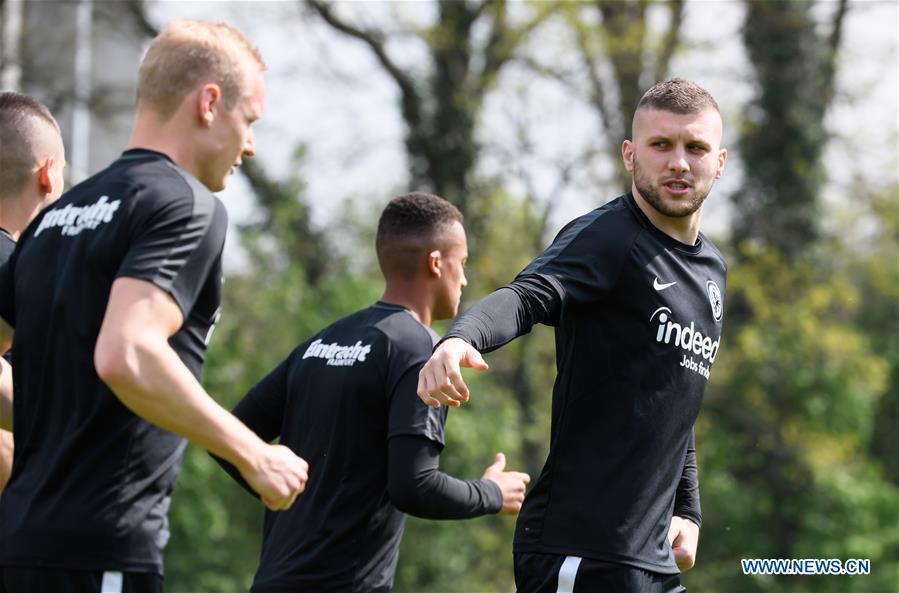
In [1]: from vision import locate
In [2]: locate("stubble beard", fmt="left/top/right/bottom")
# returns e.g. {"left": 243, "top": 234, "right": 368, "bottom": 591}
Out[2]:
{"left": 632, "top": 156, "right": 710, "bottom": 219}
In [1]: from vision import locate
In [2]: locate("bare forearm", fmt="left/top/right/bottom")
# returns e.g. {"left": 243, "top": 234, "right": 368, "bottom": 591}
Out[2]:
{"left": 97, "top": 339, "right": 264, "bottom": 474}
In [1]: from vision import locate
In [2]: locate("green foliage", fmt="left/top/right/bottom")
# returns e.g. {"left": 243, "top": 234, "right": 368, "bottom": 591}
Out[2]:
{"left": 852, "top": 188, "right": 899, "bottom": 487}
{"left": 731, "top": 0, "right": 847, "bottom": 259}
{"left": 688, "top": 234, "right": 899, "bottom": 593}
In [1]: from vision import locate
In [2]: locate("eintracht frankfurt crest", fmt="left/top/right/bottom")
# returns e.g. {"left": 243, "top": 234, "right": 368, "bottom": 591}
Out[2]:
{"left": 706, "top": 280, "right": 723, "bottom": 321}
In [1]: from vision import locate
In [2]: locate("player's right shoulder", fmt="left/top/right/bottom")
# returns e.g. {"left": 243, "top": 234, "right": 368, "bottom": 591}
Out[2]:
{"left": 122, "top": 153, "right": 213, "bottom": 210}
{"left": 569, "top": 195, "right": 637, "bottom": 236}
{"left": 534, "top": 195, "right": 637, "bottom": 264}
{"left": 371, "top": 305, "right": 434, "bottom": 354}
{"left": 118, "top": 154, "right": 228, "bottom": 241}
{"left": 285, "top": 307, "right": 391, "bottom": 374}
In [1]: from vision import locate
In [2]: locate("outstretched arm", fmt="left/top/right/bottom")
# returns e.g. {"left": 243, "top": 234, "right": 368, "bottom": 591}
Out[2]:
{"left": 387, "top": 435, "right": 529, "bottom": 518}
{"left": 442, "top": 276, "right": 561, "bottom": 354}
{"left": 417, "top": 276, "right": 560, "bottom": 408}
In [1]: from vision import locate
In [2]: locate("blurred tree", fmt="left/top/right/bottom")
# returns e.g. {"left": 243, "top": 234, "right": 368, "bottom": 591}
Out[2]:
{"left": 239, "top": 155, "right": 331, "bottom": 285}
{"left": 686, "top": 3, "right": 899, "bottom": 591}
{"left": 730, "top": 0, "right": 848, "bottom": 260}
{"left": 305, "top": 0, "right": 555, "bottom": 221}
{"left": 694, "top": 237, "right": 898, "bottom": 593}
{"left": 851, "top": 187, "right": 899, "bottom": 487}
{"left": 565, "top": 0, "right": 685, "bottom": 187}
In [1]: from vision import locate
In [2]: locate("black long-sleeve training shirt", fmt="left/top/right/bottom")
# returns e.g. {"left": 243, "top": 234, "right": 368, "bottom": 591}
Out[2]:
{"left": 443, "top": 192, "right": 725, "bottom": 573}
{"left": 216, "top": 302, "right": 501, "bottom": 593}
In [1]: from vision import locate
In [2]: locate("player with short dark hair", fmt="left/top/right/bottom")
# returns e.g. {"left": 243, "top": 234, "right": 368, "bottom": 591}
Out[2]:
{"left": 0, "top": 21, "right": 308, "bottom": 593}
{"left": 418, "top": 78, "right": 729, "bottom": 593}
{"left": 216, "top": 192, "right": 531, "bottom": 593}
{"left": 636, "top": 77, "right": 720, "bottom": 115}
{"left": 0, "top": 91, "right": 67, "bottom": 493}
{"left": 0, "top": 91, "right": 64, "bottom": 205}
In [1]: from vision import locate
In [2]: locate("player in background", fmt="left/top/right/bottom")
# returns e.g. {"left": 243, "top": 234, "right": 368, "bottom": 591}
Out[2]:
{"left": 0, "top": 91, "right": 67, "bottom": 492}
{"left": 418, "top": 79, "right": 728, "bottom": 593}
{"left": 216, "top": 192, "right": 530, "bottom": 593}
{"left": 0, "top": 21, "right": 307, "bottom": 593}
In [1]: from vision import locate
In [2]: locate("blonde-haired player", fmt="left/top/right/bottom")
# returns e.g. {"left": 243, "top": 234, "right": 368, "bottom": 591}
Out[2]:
{"left": 0, "top": 21, "right": 307, "bottom": 593}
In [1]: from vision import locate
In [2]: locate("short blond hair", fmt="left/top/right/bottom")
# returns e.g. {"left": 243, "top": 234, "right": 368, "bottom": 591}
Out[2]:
{"left": 136, "top": 20, "right": 265, "bottom": 118}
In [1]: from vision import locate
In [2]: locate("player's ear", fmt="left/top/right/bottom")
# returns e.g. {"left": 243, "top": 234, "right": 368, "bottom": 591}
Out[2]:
{"left": 427, "top": 249, "right": 442, "bottom": 278}
{"left": 37, "top": 156, "right": 56, "bottom": 196}
{"left": 197, "top": 83, "right": 222, "bottom": 127}
{"left": 622, "top": 139, "right": 635, "bottom": 172}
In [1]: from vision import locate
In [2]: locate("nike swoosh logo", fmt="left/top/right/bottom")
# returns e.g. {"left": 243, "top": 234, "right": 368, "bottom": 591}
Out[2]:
{"left": 653, "top": 277, "right": 677, "bottom": 291}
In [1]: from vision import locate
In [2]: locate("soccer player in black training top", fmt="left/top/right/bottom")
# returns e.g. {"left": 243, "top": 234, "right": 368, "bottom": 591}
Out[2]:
{"left": 0, "top": 92, "right": 67, "bottom": 493}
{"left": 418, "top": 79, "right": 729, "bottom": 593}
{"left": 0, "top": 21, "right": 308, "bottom": 593}
{"left": 216, "top": 192, "right": 531, "bottom": 593}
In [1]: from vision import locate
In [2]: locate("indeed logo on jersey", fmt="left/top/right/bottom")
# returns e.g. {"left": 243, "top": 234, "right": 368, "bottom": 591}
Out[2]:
{"left": 649, "top": 306, "right": 720, "bottom": 379}
{"left": 302, "top": 339, "right": 372, "bottom": 367}
{"left": 34, "top": 195, "right": 122, "bottom": 238}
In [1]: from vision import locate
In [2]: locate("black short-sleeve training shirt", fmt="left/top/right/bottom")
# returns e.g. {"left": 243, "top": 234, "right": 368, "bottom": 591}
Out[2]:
{"left": 0, "top": 149, "right": 227, "bottom": 574}
{"left": 231, "top": 302, "right": 448, "bottom": 593}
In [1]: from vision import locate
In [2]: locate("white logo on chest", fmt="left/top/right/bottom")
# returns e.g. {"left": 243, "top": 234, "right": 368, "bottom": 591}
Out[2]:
{"left": 653, "top": 276, "right": 677, "bottom": 291}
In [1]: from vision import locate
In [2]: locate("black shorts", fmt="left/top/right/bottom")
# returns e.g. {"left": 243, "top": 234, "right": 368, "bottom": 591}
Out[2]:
{"left": 0, "top": 567, "right": 162, "bottom": 593}
{"left": 514, "top": 553, "right": 686, "bottom": 593}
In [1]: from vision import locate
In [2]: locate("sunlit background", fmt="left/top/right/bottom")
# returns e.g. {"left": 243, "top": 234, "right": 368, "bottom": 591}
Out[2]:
{"left": 1, "top": 1, "right": 896, "bottom": 591}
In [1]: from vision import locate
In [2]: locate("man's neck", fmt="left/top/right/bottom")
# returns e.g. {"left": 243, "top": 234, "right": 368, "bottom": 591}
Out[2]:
{"left": 0, "top": 196, "right": 42, "bottom": 241}
{"left": 126, "top": 113, "right": 195, "bottom": 178}
{"left": 631, "top": 185, "right": 702, "bottom": 246}
{"left": 380, "top": 282, "right": 433, "bottom": 328}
